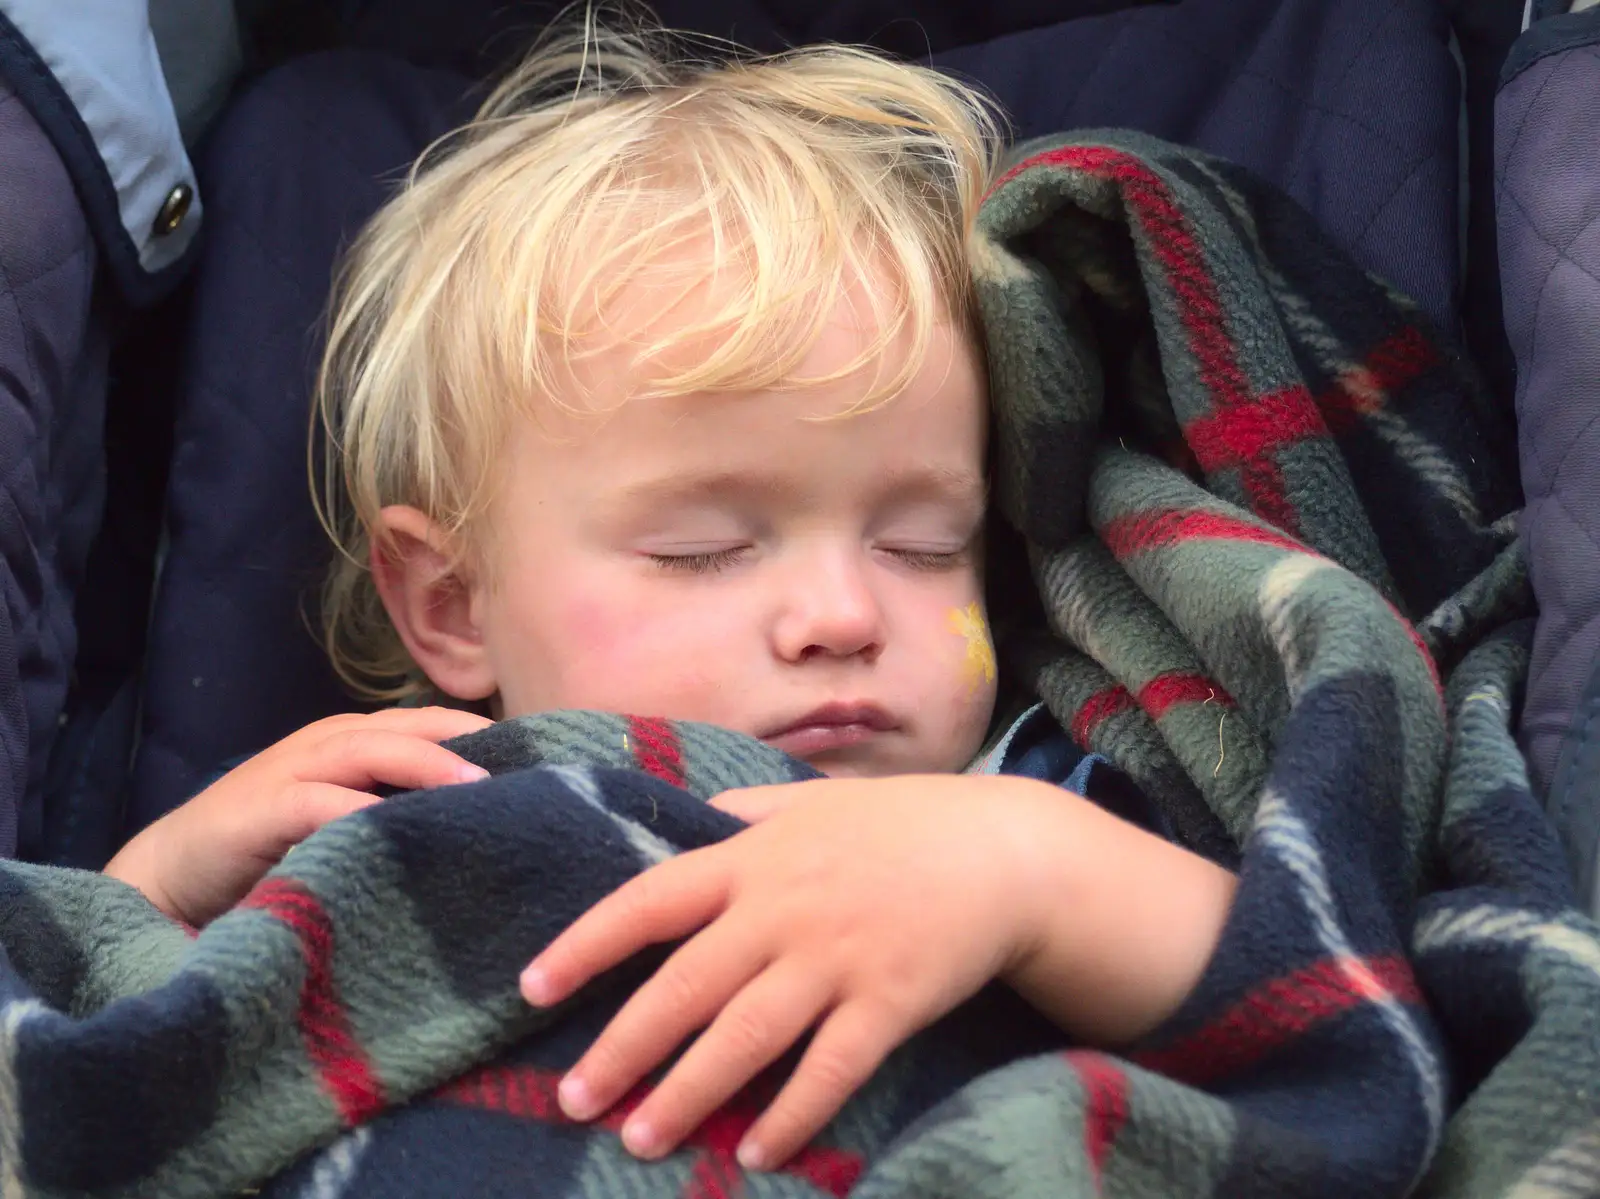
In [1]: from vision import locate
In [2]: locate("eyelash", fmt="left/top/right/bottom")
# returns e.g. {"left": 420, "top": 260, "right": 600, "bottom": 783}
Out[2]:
{"left": 646, "top": 545, "right": 969, "bottom": 576}
{"left": 648, "top": 548, "right": 750, "bottom": 575}
{"left": 890, "top": 548, "right": 967, "bottom": 571}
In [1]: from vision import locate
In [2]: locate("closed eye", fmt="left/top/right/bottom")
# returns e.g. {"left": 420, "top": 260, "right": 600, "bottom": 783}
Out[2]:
{"left": 647, "top": 547, "right": 750, "bottom": 575}
{"left": 884, "top": 547, "right": 971, "bottom": 571}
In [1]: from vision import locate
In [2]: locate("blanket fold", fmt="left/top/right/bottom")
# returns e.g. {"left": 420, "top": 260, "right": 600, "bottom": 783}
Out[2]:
{"left": 1, "top": 131, "right": 1594, "bottom": 1199}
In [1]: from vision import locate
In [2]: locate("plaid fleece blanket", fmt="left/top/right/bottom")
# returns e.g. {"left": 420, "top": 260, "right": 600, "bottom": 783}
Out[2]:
{"left": 2, "top": 131, "right": 1596, "bottom": 1199}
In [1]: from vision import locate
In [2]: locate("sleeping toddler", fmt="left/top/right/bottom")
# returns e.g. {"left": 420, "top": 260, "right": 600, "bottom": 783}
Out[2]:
{"left": 105, "top": 19, "right": 1236, "bottom": 1173}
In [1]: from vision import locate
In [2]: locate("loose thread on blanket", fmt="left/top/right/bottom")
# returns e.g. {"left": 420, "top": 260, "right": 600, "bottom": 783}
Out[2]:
{"left": 1204, "top": 689, "right": 1227, "bottom": 778}
{"left": 623, "top": 732, "right": 661, "bottom": 821}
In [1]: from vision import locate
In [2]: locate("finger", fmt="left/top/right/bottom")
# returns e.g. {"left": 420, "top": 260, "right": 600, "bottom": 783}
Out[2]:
{"left": 522, "top": 852, "right": 731, "bottom": 1008}
{"left": 708, "top": 784, "right": 803, "bottom": 824}
{"left": 305, "top": 728, "right": 491, "bottom": 792}
{"left": 735, "top": 1001, "right": 896, "bottom": 1172}
{"left": 557, "top": 916, "right": 773, "bottom": 1124}
{"left": 293, "top": 707, "right": 491, "bottom": 739}
{"left": 272, "top": 783, "right": 387, "bottom": 853}
{"left": 359, "top": 705, "right": 495, "bottom": 740}
{"left": 617, "top": 962, "right": 832, "bottom": 1161}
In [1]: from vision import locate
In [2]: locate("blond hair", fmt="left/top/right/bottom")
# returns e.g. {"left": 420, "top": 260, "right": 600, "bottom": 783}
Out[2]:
{"left": 315, "top": 11, "right": 1004, "bottom": 700}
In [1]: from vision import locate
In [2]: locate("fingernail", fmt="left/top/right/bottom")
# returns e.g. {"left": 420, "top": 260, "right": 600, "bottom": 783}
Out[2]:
{"left": 622, "top": 1116, "right": 658, "bottom": 1158}
{"left": 736, "top": 1138, "right": 766, "bottom": 1171}
{"left": 457, "top": 764, "right": 490, "bottom": 784}
{"left": 558, "top": 1073, "right": 596, "bottom": 1120}
{"left": 520, "top": 965, "right": 555, "bottom": 1006}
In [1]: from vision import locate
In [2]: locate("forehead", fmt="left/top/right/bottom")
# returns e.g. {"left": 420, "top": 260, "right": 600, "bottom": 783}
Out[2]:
{"left": 540, "top": 225, "right": 975, "bottom": 407}
{"left": 554, "top": 280, "right": 982, "bottom": 436}
{"left": 507, "top": 299, "right": 988, "bottom": 517}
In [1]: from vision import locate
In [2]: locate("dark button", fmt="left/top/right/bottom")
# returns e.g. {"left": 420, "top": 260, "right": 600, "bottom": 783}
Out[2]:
{"left": 152, "top": 183, "right": 193, "bottom": 237}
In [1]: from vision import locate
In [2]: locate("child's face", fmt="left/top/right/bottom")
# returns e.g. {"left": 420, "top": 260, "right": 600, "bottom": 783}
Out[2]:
{"left": 382, "top": 285, "right": 996, "bottom": 777}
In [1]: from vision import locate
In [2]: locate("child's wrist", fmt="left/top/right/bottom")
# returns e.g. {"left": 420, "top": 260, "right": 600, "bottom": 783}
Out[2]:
{"left": 104, "top": 822, "right": 182, "bottom": 921}
{"left": 980, "top": 776, "right": 1102, "bottom": 983}
{"left": 997, "top": 791, "right": 1237, "bottom": 1046}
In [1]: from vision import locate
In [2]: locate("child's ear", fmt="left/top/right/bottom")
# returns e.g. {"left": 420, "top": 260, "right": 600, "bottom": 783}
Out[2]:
{"left": 370, "top": 505, "right": 498, "bottom": 702}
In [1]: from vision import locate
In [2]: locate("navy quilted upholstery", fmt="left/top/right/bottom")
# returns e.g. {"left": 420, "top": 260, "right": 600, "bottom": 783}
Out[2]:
{"left": 0, "top": 79, "right": 108, "bottom": 860}
{"left": 941, "top": 0, "right": 1464, "bottom": 328}
{"left": 127, "top": 54, "right": 472, "bottom": 837}
{"left": 129, "top": 0, "right": 1468, "bottom": 831}
{"left": 1498, "top": 9, "right": 1600, "bottom": 911}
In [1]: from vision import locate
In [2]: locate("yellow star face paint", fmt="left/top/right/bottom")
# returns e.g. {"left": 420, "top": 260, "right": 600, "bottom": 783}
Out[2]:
{"left": 949, "top": 601, "right": 997, "bottom": 696}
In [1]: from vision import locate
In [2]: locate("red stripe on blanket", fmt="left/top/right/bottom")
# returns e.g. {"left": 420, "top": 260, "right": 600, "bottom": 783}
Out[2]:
{"left": 686, "top": 1153, "right": 740, "bottom": 1199}
{"left": 1240, "top": 461, "right": 1298, "bottom": 535}
{"left": 627, "top": 716, "right": 686, "bottom": 786}
{"left": 1103, "top": 509, "right": 1308, "bottom": 559}
{"left": 435, "top": 1065, "right": 864, "bottom": 1198}
{"left": 1185, "top": 384, "right": 1324, "bottom": 474}
{"left": 240, "top": 878, "right": 385, "bottom": 1126}
{"left": 1065, "top": 1051, "right": 1130, "bottom": 1188}
{"left": 1132, "top": 953, "right": 1423, "bottom": 1086}
{"left": 1184, "top": 327, "right": 1439, "bottom": 471}
{"left": 1138, "top": 673, "right": 1234, "bottom": 721}
{"left": 434, "top": 1064, "right": 569, "bottom": 1120}
{"left": 1071, "top": 685, "right": 1135, "bottom": 746}
{"left": 1318, "top": 326, "right": 1438, "bottom": 431}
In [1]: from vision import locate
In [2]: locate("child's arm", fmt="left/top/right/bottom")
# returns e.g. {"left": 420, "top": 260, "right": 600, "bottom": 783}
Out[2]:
{"left": 520, "top": 774, "right": 1236, "bottom": 1172}
{"left": 999, "top": 790, "right": 1237, "bottom": 1046}
{"left": 105, "top": 707, "right": 492, "bottom": 926}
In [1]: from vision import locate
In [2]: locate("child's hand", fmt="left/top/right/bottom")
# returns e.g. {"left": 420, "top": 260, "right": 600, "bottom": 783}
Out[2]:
{"left": 706, "top": 784, "right": 814, "bottom": 824}
{"left": 105, "top": 707, "right": 493, "bottom": 926}
{"left": 521, "top": 774, "right": 1215, "bottom": 1172}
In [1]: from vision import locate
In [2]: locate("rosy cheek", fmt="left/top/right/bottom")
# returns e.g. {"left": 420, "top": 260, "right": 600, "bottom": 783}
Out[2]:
{"left": 556, "top": 593, "right": 655, "bottom": 677}
{"left": 549, "top": 591, "right": 729, "bottom": 714}
{"left": 560, "top": 595, "right": 628, "bottom": 654}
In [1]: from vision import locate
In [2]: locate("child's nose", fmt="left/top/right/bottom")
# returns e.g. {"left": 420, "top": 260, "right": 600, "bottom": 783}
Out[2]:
{"left": 771, "top": 549, "right": 884, "bottom": 664}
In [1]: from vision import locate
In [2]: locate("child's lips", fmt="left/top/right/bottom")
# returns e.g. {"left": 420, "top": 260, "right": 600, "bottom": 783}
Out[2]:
{"left": 759, "top": 703, "right": 898, "bottom": 759}
{"left": 764, "top": 722, "right": 887, "bottom": 758}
